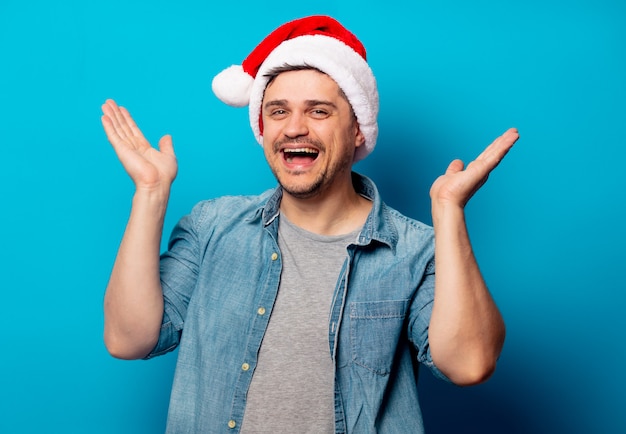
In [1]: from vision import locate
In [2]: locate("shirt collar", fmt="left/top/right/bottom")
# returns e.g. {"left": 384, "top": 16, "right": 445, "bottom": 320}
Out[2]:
{"left": 352, "top": 172, "right": 397, "bottom": 250}
{"left": 258, "top": 172, "right": 398, "bottom": 250}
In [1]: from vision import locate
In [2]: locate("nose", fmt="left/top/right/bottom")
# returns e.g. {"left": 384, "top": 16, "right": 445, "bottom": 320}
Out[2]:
{"left": 283, "top": 112, "right": 308, "bottom": 138}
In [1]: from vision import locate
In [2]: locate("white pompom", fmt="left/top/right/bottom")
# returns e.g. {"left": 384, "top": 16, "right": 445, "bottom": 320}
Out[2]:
{"left": 211, "top": 65, "right": 254, "bottom": 107}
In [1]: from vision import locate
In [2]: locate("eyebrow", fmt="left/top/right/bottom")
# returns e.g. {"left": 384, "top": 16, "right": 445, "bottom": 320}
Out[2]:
{"left": 263, "top": 99, "right": 288, "bottom": 110}
{"left": 306, "top": 100, "right": 338, "bottom": 109}
{"left": 263, "top": 99, "right": 338, "bottom": 111}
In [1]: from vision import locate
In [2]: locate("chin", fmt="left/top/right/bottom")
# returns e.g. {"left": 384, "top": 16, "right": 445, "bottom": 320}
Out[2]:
{"left": 281, "top": 184, "right": 322, "bottom": 199}
{"left": 279, "top": 177, "right": 325, "bottom": 199}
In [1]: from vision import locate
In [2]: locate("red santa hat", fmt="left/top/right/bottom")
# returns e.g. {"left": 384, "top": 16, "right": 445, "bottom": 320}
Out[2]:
{"left": 211, "top": 15, "right": 379, "bottom": 162}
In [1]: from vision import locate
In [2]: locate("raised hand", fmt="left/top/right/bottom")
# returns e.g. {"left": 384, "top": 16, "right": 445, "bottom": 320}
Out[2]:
{"left": 427, "top": 129, "right": 517, "bottom": 384}
{"left": 430, "top": 128, "right": 519, "bottom": 209}
{"left": 101, "top": 99, "right": 178, "bottom": 192}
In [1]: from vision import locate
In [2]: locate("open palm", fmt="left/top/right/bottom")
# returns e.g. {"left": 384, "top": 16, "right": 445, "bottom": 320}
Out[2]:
{"left": 101, "top": 99, "right": 178, "bottom": 191}
{"left": 430, "top": 128, "right": 519, "bottom": 208}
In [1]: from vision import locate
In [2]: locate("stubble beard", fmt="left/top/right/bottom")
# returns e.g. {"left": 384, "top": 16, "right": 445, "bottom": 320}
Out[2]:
{"left": 269, "top": 138, "right": 353, "bottom": 200}
{"left": 278, "top": 169, "right": 327, "bottom": 199}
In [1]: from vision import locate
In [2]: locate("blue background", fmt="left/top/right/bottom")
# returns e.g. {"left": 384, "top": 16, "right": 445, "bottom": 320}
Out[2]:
{"left": 1, "top": 0, "right": 624, "bottom": 432}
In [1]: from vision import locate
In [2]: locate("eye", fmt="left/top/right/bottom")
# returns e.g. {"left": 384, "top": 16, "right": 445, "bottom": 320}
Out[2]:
{"left": 310, "top": 108, "right": 330, "bottom": 119}
{"left": 268, "top": 109, "right": 288, "bottom": 118}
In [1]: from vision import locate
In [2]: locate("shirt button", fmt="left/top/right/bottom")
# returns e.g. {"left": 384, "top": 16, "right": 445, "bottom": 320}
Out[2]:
{"left": 228, "top": 420, "right": 236, "bottom": 429}
{"left": 271, "top": 252, "right": 278, "bottom": 261}
{"left": 257, "top": 307, "right": 266, "bottom": 315}
{"left": 242, "top": 363, "right": 250, "bottom": 371}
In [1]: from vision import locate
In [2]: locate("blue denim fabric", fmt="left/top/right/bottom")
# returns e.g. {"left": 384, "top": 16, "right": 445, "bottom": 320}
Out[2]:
{"left": 148, "top": 172, "right": 449, "bottom": 433}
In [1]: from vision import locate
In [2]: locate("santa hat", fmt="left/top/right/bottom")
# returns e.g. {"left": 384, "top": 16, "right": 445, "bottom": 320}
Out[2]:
{"left": 211, "top": 15, "right": 379, "bottom": 162}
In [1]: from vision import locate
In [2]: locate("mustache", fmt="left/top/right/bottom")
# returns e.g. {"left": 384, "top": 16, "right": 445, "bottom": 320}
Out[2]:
{"left": 273, "top": 137, "right": 324, "bottom": 153}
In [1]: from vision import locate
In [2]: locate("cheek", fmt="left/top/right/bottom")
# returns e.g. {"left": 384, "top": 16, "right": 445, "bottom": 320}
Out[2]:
{"left": 261, "top": 119, "right": 280, "bottom": 142}
{"left": 262, "top": 141, "right": 281, "bottom": 166}
{"left": 262, "top": 142, "right": 272, "bottom": 159}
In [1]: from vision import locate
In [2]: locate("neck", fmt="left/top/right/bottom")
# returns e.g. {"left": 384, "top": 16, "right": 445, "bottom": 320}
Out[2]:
{"left": 279, "top": 174, "right": 371, "bottom": 236}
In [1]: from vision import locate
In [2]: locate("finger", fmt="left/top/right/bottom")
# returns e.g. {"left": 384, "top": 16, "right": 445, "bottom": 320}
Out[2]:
{"left": 119, "top": 106, "right": 146, "bottom": 140}
{"left": 471, "top": 128, "right": 519, "bottom": 175}
{"left": 103, "top": 99, "right": 135, "bottom": 140}
{"left": 112, "top": 105, "right": 136, "bottom": 140}
{"left": 102, "top": 114, "right": 132, "bottom": 156}
{"left": 101, "top": 113, "right": 122, "bottom": 145}
{"left": 101, "top": 100, "right": 129, "bottom": 141}
{"left": 477, "top": 128, "right": 518, "bottom": 160}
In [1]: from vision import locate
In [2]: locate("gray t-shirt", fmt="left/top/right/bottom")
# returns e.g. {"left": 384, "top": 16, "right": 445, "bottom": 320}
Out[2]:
{"left": 240, "top": 214, "right": 360, "bottom": 433}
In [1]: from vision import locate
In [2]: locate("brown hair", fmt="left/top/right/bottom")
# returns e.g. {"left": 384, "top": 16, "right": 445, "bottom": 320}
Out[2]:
{"left": 263, "top": 64, "right": 356, "bottom": 121}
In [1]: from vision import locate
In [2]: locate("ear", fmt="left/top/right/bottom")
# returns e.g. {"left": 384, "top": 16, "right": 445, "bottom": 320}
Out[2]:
{"left": 354, "top": 125, "right": 366, "bottom": 148}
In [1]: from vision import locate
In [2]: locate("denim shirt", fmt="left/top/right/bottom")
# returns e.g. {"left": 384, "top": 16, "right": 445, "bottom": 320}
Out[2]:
{"left": 148, "top": 172, "right": 449, "bottom": 433}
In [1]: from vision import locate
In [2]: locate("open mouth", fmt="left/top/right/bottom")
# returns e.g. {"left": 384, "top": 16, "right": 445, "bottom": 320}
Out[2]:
{"left": 282, "top": 147, "right": 320, "bottom": 164}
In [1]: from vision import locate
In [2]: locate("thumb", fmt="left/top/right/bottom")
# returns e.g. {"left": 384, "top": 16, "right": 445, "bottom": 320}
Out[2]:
{"left": 446, "top": 159, "right": 465, "bottom": 174}
{"left": 158, "top": 134, "right": 175, "bottom": 156}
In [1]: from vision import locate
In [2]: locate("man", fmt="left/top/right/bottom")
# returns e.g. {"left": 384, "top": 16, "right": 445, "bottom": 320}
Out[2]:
{"left": 101, "top": 15, "right": 517, "bottom": 433}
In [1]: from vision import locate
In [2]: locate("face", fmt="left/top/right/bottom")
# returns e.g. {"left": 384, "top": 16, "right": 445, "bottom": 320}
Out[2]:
{"left": 261, "top": 69, "right": 365, "bottom": 200}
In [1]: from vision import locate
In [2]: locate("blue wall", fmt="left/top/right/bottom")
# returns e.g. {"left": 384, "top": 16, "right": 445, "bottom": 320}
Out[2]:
{"left": 1, "top": 1, "right": 624, "bottom": 432}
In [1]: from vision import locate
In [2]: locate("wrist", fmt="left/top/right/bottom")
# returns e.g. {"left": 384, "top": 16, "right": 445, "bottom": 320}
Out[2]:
{"left": 132, "top": 186, "right": 170, "bottom": 216}
{"left": 431, "top": 199, "right": 465, "bottom": 227}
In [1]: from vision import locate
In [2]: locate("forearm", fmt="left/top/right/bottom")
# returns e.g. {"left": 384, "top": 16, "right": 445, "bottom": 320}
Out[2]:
{"left": 104, "top": 189, "right": 169, "bottom": 359}
{"left": 428, "top": 203, "right": 505, "bottom": 385}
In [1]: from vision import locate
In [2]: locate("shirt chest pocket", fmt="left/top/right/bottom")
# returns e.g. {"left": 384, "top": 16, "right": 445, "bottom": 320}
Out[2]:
{"left": 349, "top": 299, "right": 409, "bottom": 376}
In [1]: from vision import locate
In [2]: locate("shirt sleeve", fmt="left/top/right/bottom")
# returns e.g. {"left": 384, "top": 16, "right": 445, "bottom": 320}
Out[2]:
{"left": 145, "top": 202, "right": 205, "bottom": 359}
{"left": 407, "top": 256, "right": 452, "bottom": 383}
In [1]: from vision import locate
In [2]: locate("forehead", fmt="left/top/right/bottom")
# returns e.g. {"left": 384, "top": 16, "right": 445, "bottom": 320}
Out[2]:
{"left": 263, "top": 69, "right": 342, "bottom": 101}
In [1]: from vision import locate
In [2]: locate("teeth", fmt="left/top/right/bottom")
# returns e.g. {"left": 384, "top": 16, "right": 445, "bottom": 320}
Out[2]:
{"left": 283, "top": 147, "right": 318, "bottom": 154}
